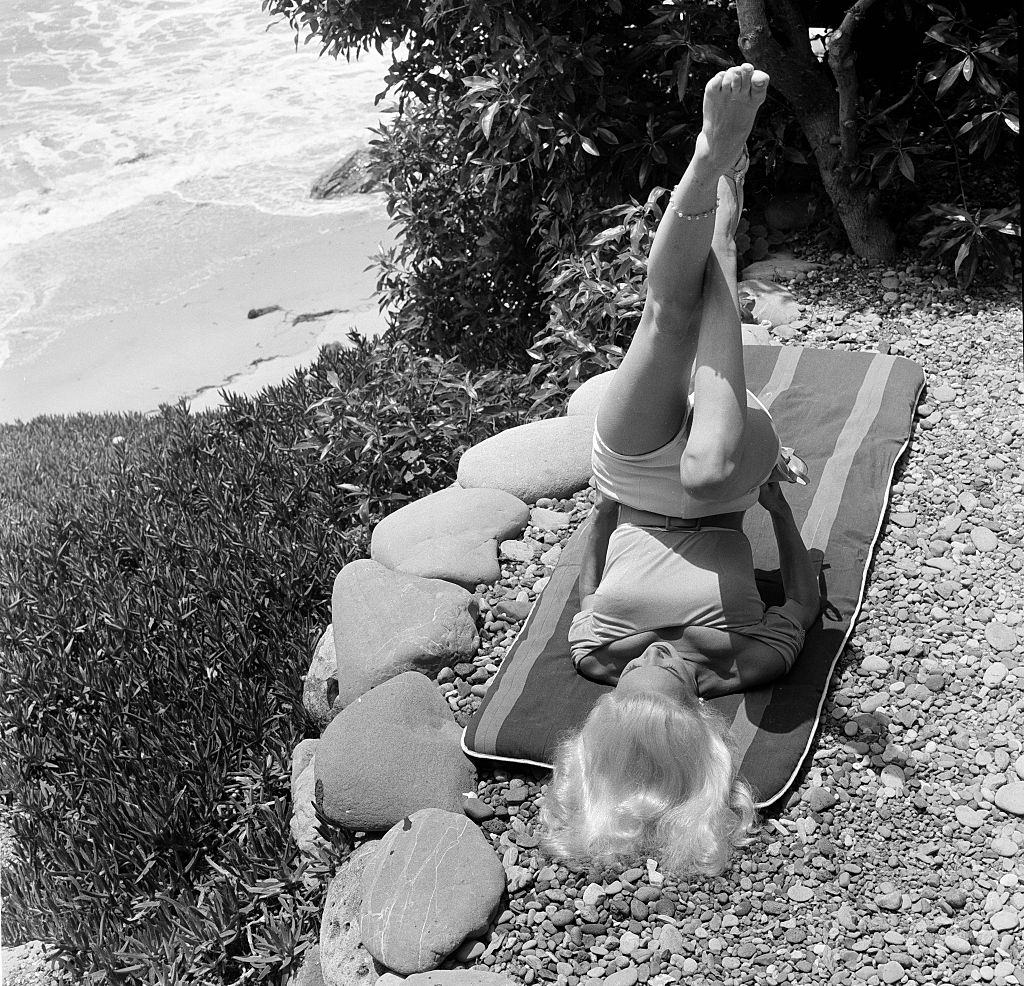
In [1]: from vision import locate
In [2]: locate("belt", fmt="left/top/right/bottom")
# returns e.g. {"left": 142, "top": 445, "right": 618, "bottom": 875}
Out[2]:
{"left": 617, "top": 504, "right": 744, "bottom": 531}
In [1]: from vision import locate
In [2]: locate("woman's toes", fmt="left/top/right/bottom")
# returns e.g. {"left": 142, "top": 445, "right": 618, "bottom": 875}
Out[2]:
{"left": 738, "top": 63, "right": 754, "bottom": 93}
{"left": 706, "top": 70, "right": 726, "bottom": 93}
{"left": 725, "top": 67, "right": 744, "bottom": 93}
{"left": 751, "top": 70, "right": 770, "bottom": 96}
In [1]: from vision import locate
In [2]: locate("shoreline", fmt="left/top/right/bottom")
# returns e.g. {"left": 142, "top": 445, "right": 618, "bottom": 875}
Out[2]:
{"left": 0, "top": 191, "right": 393, "bottom": 424}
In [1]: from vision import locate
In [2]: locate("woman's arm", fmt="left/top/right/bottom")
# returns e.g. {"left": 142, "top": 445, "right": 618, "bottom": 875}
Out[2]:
{"left": 578, "top": 490, "right": 619, "bottom": 610}
{"left": 759, "top": 483, "right": 821, "bottom": 629}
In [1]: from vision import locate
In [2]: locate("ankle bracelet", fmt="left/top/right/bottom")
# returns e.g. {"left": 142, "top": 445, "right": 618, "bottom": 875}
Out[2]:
{"left": 671, "top": 197, "right": 719, "bottom": 221}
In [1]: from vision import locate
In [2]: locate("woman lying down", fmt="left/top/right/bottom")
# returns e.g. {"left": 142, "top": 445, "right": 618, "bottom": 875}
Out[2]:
{"left": 538, "top": 64, "right": 823, "bottom": 878}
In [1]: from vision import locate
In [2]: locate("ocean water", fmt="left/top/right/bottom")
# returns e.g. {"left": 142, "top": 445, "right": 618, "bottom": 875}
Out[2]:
{"left": 0, "top": 0, "right": 391, "bottom": 369}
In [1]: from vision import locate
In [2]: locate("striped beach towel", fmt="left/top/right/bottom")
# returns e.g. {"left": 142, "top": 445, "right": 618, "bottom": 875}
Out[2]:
{"left": 462, "top": 345, "right": 926, "bottom": 806}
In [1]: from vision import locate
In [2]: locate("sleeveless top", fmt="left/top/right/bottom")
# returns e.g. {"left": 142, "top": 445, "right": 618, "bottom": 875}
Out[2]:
{"left": 591, "top": 389, "right": 781, "bottom": 518}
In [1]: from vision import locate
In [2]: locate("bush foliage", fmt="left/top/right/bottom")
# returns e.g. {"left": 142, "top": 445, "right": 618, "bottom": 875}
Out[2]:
{"left": 0, "top": 337, "right": 534, "bottom": 980}
{"left": 270, "top": 0, "right": 1018, "bottom": 351}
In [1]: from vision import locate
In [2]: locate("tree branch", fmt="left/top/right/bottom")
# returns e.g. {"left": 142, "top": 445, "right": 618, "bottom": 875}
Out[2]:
{"left": 827, "top": 0, "right": 882, "bottom": 163}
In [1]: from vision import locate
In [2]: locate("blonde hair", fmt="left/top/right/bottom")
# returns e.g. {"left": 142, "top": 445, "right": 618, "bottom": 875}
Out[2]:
{"left": 539, "top": 690, "right": 756, "bottom": 876}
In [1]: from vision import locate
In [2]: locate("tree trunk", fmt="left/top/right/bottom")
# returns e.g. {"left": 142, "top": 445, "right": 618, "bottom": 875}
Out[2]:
{"left": 735, "top": 0, "right": 897, "bottom": 261}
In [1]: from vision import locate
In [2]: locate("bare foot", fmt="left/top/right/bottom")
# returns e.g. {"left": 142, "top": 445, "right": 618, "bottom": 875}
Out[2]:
{"left": 694, "top": 63, "right": 769, "bottom": 176}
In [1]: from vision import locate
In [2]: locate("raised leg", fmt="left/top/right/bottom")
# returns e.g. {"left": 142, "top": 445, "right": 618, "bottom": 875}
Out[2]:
{"left": 596, "top": 64, "right": 769, "bottom": 458}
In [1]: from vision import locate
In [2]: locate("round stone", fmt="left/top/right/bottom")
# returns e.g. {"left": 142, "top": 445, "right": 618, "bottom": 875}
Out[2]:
{"left": 955, "top": 804, "right": 986, "bottom": 829}
{"left": 971, "top": 527, "right": 999, "bottom": 552}
{"left": 889, "top": 635, "right": 914, "bottom": 654}
{"left": 944, "top": 934, "right": 972, "bottom": 955}
{"left": 880, "top": 960, "right": 905, "bottom": 984}
{"left": 995, "top": 782, "right": 1024, "bottom": 816}
{"left": 984, "top": 662, "right": 1009, "bottom": 687}
{"left": 985, "top": 622, "right": 1018, "bottom": 652}
{"left": 932, "top": 385, "right": 957, "bottom": 402}
{"left": 991, "top": 910, "right": 1019, "bottom": 932}
{"left": 788, "top": 885, "right": 814, "bottom": 903}
{"left": 991, "top": 837, "right": 1018, "bottom": 857}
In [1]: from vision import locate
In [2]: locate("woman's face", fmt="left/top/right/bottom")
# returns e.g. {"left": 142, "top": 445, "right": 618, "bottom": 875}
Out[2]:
{"left": 616, "top": 641, "right": 699, "bottom": 707}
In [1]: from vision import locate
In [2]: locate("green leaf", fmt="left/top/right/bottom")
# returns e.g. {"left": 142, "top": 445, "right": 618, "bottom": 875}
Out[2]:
{"left": 579, "top": 136, "right": 600, "bottom": 156}
{"left": 480, "top": 103, "right": 499, "bottom": 140}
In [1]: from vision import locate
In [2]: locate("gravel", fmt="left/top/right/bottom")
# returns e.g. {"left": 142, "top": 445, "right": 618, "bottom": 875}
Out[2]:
{"left": 440, "top": 248, "right": 1023, "bottom": 986}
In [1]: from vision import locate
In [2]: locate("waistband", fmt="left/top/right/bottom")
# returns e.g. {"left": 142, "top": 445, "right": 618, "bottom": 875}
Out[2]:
{"left": 617, "top": 504, "right": 745, "bottom": 532}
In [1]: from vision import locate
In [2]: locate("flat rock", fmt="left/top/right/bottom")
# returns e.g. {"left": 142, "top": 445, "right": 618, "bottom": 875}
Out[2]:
{"left": 377, "top": 973, "right": 517, "bottom": 986}
{"left": 529, "top": 506, "right": 571, "bottom": 531}
{"left": 890, "top": 512, "right": 917, "bottom": 528}
{"left": 741, "top": 322, "right": 773, "bottom": 345}
{"left": 321, "top": 843, "right": 382, "bottom": 986}
{"left": 566, "top": 371, "right": 615, "bottom": 421}
{"left": 316, "top": 672, "right": 476, "bottom": 831}
{"left": 360, "top": 808, "right": 506, "bottom": 974}
{"left": 457, "top": 417, "right": 594, "bottom": 502}
{"left": 304, "top": 626, "right": 341, "bottom": 731}
{"left": 291, "top": 753, "right": 326, "bottom": 855}
{"left": 955, "top": 804, "right": 985, "bottom": 829}
{"left": 971, "top": 527, "right": 999, "bottom": 552}
{"left": 932, "top": 384, "right": 957, "bottom": 402}
{"left": 986, "top": 621, "right": 1019, "bottom": 652}
{"left": 332, "top": 561, "right": 478, "bottom": 708}
{"left": 737, "top": 278, "right": 802, "bottom": 327}
{"left": 860, "top": 655, "right": 890, "bottom": 675}
{"left": 740, "top": 254, "right": 822, "bottom": 281}
{"left": 995, "top": 782, "right": 1024, "bottom": 816}
{"left": 370, "top": 487, "right": 528, "bottom": 591}
{"left": 889, "top": 635, "right": 914, "bottom": 654}
{"left": 292, "top": 738, "right": 320, "bottom": 791}
{"left": 984, "top": 662, "right": 1008, "bottom": 687}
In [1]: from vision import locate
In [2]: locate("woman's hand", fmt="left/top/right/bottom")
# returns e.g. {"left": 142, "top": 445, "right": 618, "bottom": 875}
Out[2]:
{"left": 758, "top": 481, "right": 789, "bottom": 513}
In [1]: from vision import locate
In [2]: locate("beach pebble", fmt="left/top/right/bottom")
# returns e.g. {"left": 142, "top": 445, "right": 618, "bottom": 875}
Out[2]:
{"left": 985, "top": 622, "right": 1018, "bottom": 652}
{"left": 499, "top": 540, "right": 535, "bottom": 563}
{"left": 983, "top": 662, "right": 1008, "bottom": 687}
{"left": 991, "top": 910, "right": 1019, "bottom": 932}
{"left": 788, "top": 884, "right": 814, "bottom": 902}
{"left": 944, "top": 934, "right": 972, "bottom": 954}
{"left": 995, "top": 782, "right": 1024, "bottom": 816}
{"left": 932, "top": 385, "right": 957, "bottom": 402}
{"left": 360, "top": 809, "right": 506, "bottom": 974}
{"left": 529, "top": 507, "right": 572, "bottom": 532}
{"left": 890, "top": 512, "right": 917, "bottom": 528}
{"left": 880, "top": 960, "right": 905, "bottom": 984}
{"left": 991, "top": 837, "right": 1018, "bottom": 857}
{"left": 860, "top": 655, "right": 890, "bottom": 675}
{"left": 971, "top": 527, "right": 1000, "bottom": 552}
{"left": 955, "top": 804, "right": 986, "bottom": 829}
{"left": 889, "top": 635, "right": 914, "bottom": 654}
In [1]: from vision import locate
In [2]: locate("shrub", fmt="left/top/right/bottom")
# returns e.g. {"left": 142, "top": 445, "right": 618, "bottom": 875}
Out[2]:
{"left": 0, "top": 337, "right": 535, "bottom": 980}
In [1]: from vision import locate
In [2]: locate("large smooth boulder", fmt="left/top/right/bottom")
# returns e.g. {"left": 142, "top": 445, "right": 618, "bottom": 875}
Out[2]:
{"left": 315, "top": 672, "right": 476, "bottom": 831}
{"left": 457, "top": 417, "right": 593, "bottom": 501}
{"left": 321, "top": 843, "right": 382, "bottom": 986}
{"left": 371, "top": 486, "right": 529, "bottom": 591}
{"left": 566, "top": 371, "right": 615, "bottom": 422}
{"left": 737, "top": 278, "right": 802, "bottom": 327}
{"left": 332, "top": 561, "right": 479, "bottom": 709}
{"left": 304, "top": 626, "right": 341, "bottom": 731}
{"left": 360, "top": 809, "right": 506, "bottom": 974}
